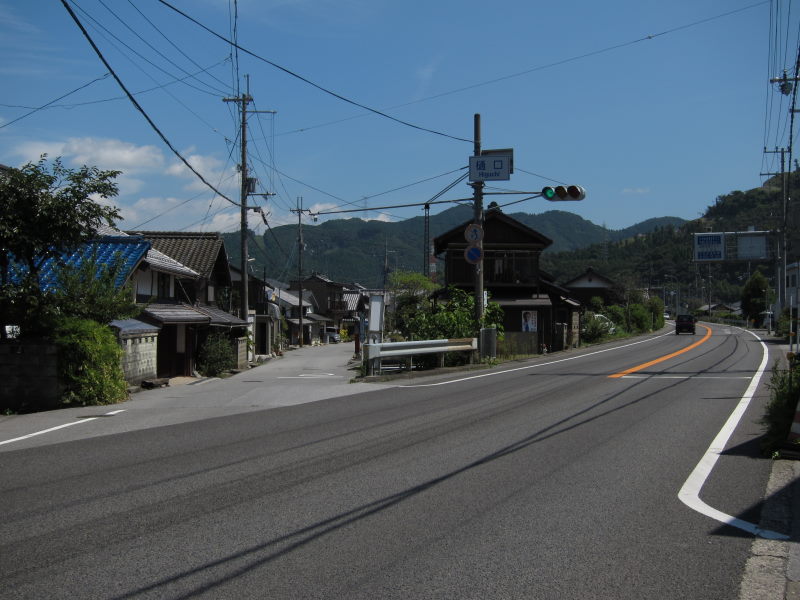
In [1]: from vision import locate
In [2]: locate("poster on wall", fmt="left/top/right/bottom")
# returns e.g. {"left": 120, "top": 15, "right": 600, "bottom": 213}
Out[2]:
{"left": 522, "top": 310, "right": 538, "bottom": 332}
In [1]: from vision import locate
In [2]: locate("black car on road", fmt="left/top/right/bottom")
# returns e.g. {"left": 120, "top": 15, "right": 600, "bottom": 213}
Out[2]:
{"left": 675, "top": 314, "right": 696, "bottom": 335}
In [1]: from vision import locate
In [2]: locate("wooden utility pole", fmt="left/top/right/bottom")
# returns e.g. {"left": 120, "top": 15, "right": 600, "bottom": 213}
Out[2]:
{"left": 471, "top": 114, "right": 484, "bottom": 323}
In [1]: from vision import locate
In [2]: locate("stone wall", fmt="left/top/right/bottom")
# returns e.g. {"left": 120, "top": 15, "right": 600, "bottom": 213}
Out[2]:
{"left": 0, "top": 341, "right": 61, "bottom": 412}
{"left": 118, "top": 333, "right": 158, "bottom": 385}
{"left": 498, "top": 331, "right": 540, "bottom": 357}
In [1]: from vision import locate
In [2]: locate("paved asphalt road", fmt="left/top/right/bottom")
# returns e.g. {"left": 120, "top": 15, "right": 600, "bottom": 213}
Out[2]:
{"left": 0, "top": 326, "right": 783, "bottom": 598}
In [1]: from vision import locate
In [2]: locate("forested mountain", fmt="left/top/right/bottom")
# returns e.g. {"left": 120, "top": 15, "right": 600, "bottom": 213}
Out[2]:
{"left": 541, "top": 171, "right": 800, "bottom": 305}
{"left": 225, "top": 171, "right": 797, "bottom": 299}
{"left": 226, "top": 206, "right": 686, "bottom": 288}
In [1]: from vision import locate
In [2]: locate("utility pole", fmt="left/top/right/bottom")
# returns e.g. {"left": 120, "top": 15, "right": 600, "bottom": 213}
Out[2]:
{"left": 223, "top": 77, "right": 276, "bottom": 349}
{"left": 291, "top": 198, "right": 314, "bottom": 347}
{"left": 223, "top": 87, "right": 253, "bottom": 323}
{"left": 297, "top": 198, "right": 304, "bottom": 347}
{"left": 423, "top": 202, "right": 430, "bottom": 277}
{"left": 471, "top": 114, "right": 484, "bottom": 324}
{"left": 762, "top": 146, "right": 788, "bottom": 314}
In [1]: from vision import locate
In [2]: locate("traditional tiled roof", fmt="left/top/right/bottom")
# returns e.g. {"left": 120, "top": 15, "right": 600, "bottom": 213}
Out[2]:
{"left": 141, "top": 302, "right": 247, "bottom": 327}
{"left": 433, "top": 209, "right": 553, "bottom": 255}
{"left": 193, "top": 304, "right": 247, "bottom": 326}
{"left": 96, "top": 225, "right": 198, "bottom": 279}
{"left": 141, "top": 303, "right": 210, "bottom": 325}
{"left": 267, "top": 287, "right": 311, "bottom": 308}
{"left": 110, "top": 318, "right": 160, "bottom": 336}
{"left": 127, "top": 231, "right": 226, "bottom": 279}
{"left": 343, "top": 290, "right": 367, "bottom": 311}
{"left": 19, "top": 237, "right": 150, "bottom": 291}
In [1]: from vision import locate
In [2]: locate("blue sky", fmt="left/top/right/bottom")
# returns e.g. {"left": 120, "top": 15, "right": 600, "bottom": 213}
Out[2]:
{"left": 1, "top": 0, "right": 797, "bottom": 235}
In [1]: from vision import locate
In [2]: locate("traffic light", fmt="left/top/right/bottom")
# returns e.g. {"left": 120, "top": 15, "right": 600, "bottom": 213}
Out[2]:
{"left": 541, "top": 185, "right": 586, "bottom": 201}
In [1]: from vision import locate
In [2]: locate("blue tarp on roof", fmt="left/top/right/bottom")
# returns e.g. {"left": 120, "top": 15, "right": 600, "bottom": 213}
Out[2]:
{"left": 14, "top": 236, "right": 151, "bottom": 291}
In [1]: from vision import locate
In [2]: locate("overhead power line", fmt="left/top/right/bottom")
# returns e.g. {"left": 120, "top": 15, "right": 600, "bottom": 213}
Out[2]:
{"left": 156, "top": 0, "right": 472, "bottom": 144}
{"left": 277, "top": 1, "right": 771, "bottom": 137}
{"left": 124, "top": 0, "right": 233, "bottom": 93}
{"left": 0, "top": 73, "right": 110, "bottom": 130}
{"left": 0, "top": 58, "right": 231, "bottom": 111}
{"left": 61, "top": 0, "right": 240, "bottom": 208}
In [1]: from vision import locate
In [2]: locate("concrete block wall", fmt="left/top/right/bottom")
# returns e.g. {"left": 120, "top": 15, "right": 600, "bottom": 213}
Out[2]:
{"left": 236, "top": 337, "right": 247, "bottom": 369}
{"left": 118, "top": 334, "right": 158, "bottom": 385}
{"left": 0, "top": 341, "right": 61, "bottom": 412}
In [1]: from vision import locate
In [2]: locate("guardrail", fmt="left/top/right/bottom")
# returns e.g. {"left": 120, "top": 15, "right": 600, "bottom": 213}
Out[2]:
{"left": 363, "top": 338, "right": 477, "bottom": 375}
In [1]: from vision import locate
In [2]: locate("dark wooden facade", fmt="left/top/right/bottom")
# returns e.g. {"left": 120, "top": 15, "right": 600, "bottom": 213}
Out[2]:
{"left": 433, "top": 208, "right": 582, "bottom": 352}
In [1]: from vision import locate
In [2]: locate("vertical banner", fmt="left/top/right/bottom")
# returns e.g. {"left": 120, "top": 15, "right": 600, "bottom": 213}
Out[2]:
{"left": 368, "top": 294, "right": 385, "bottom": 343}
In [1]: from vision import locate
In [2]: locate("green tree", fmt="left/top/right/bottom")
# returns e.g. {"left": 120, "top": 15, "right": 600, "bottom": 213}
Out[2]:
{"left": 406, "top": 286, "right": 504, "bottom": 341}
{"left": 387, "top": 270, "right": 438, "bottom": 337}
{"left": 647, "top": 296, "right": 666, "bottom": 330}
{"left": 0, "top": 156, "right": 121, "bottom": 282}
{"left": 0, "top": 157, "right": 122, "bottom": 336}
{"left": 741, "top": 270, "right": 770, "bottom": 324}
{"left": 52, "top": 254, "right": 140, "bottom": 324}
{"left": 197, "top": 332, "right": 236, "bottom": 377}
{"left": 53, "top": 317, "right": 128, "bottom": 407}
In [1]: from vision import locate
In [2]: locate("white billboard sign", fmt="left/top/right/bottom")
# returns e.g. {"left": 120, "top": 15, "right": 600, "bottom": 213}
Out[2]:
{"left": 737, "top": 233, "right": 769, "bottom": 260}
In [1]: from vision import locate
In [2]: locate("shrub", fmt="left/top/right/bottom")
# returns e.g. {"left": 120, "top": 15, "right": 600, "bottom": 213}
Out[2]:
{"left": 197, "top": 332, "right": 235, "bottom": 377}
{"left": 581, "top": 313, "right": 612, "bottom": 343}
{"left": 53, "top": 317, "right": 128, "bottom": 406}
{"left": 605, "top": 305, "right": 625, "bottom": 329}
{"left": 760, "top": 361, "right": 800, "bottom": 454}
{"left": 628, "top": 303, "right": 651, "bottom": 332}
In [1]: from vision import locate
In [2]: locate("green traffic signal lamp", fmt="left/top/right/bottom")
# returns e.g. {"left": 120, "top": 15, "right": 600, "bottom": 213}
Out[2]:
{"left": 542, "top": 185, "right": 586, "bottom": 201}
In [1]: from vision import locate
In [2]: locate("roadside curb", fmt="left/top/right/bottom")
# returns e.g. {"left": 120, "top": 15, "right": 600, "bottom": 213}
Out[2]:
{"left": 740, "top": 459, "right": 800, "bottom": 599}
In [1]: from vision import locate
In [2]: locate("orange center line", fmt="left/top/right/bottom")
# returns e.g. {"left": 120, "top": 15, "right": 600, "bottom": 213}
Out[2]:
{"left": 608, "top": 325, "right": 712, "bottom": 378}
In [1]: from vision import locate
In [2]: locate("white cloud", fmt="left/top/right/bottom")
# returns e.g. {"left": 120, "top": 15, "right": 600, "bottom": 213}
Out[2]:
{"left": 63, "top": 137, "right": 164, "bottom": 173}
{"left": 117, "top": 177, "right": 146, "bottom": 196}
{"left": 308, "top": 202, "right": 338, "bottom": 215}
{"left": 165, "top": 153, "right": 237, "bottom": 194}
{"left": 209, "top": 211, "right": 242, "bottom": 232}
{"left": 132, "top": 195, "right": 183, "bottom": 214}
{"left": 621, "top": 187, "right": 650, "bottom": 195}
{"left": 165, "top": 153, "right": 224, "bottom": 178}
{"left": 363, "top": 212, "right": 393, "bottom": 223}
{"left": 12, "top": 141, "right": 66, "bottom": 163}
{"left": 11, "top": 137, "right": 164, "bottom": 174}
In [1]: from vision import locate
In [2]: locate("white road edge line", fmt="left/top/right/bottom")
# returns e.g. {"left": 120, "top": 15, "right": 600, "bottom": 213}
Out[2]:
{"left": 400, "top": 332, "right": 675, "bottom": 388}
{"left": 0, "top": 409, "right": 126, "bottom": 447}
{"left": 677, "top": 329, "right": 788, "bottom": 540}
